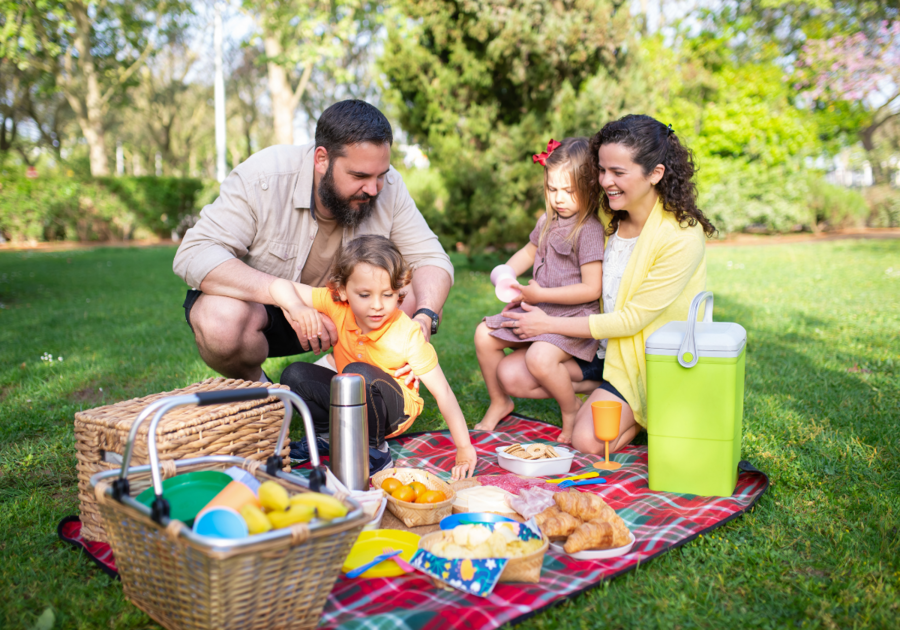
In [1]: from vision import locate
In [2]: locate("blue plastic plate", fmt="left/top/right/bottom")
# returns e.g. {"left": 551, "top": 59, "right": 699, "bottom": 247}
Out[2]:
{"left": 439, "top": 512, "right": 518, "bottom": 529}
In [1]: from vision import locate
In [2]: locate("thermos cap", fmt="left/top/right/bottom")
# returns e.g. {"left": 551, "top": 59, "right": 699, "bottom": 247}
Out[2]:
{"left": 331, "top": 373, "right": 366, "bottom": 406}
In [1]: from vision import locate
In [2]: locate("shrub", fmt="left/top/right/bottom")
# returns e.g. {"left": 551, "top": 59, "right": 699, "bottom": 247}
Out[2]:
{"left": 806, "top": 178, "right": 870, "bottom": 230}
{"left": 863, "top": 185, "right": 900, "bottom": 228}
{"left": 0, "top": 175, "right": 208, "bottom": 243}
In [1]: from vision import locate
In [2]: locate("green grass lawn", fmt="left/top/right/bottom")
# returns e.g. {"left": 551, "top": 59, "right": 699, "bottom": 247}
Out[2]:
{"left": 1, "top": 240, "right": 898, "bottom": 629}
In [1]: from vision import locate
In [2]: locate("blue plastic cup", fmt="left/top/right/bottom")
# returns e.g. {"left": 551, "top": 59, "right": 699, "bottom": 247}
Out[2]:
{"left": 193, "top": 506, "right": 249, "bottom": 539}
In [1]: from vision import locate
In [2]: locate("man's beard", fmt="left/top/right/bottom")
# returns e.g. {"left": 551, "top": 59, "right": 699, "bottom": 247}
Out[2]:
{"left": 317, "top": 162, "right": 378, "bottom": 228}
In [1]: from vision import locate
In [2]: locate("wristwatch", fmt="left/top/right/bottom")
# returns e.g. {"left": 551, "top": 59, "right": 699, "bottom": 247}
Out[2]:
{"left": 413, "top": 308, "right": 440, "bottom": 335}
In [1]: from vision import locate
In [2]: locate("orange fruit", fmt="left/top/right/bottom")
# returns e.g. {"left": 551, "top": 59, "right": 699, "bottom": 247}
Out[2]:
{"left": 391, "top": 485, "right": 415, "bottom": 502}
{"left": 409, "top": 481, "right": 427, "bottom": 499}
{"left": 381, "top": 478, "right": 402, "bottom": 493}
{"left": 416, "top": 490, "right": 447, "bottom": 504}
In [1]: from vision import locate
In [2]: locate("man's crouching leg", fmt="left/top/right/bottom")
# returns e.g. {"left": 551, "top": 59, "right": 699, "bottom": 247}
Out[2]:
{"left": 186, "top": 292, "right": 270, "bottom": 381}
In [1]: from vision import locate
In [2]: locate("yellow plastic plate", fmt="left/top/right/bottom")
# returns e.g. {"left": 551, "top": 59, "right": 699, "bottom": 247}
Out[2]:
{"left": 341, "top": 529, "right": 421, "bottom": 578}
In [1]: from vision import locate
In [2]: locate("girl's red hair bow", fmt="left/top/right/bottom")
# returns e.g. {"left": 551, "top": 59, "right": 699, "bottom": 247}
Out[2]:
{"left": 532, "top": 139, "right": 562, "bottom": 166}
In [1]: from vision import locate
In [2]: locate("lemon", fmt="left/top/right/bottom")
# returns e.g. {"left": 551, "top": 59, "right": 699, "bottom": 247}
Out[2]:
{"left": 240, "top": 504, "right": 273, "bottom": 535}
{"left": 258, "top": 481, "right": 290, "bottom": 511}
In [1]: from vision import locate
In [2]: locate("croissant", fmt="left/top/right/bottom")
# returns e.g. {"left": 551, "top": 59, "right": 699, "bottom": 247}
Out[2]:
{"left": 554, "top": 491, "right": 612, "bottom": 521}
{"left": 564, "top": 521, "right": 615, "bottom": 553}
{"left": 534, "top": 505, "right": 582, "bottom": 539}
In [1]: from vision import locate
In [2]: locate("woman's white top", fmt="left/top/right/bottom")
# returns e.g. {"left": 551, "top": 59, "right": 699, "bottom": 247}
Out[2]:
{"left": 596, "top": 229, "right": 639, "bottom": 359}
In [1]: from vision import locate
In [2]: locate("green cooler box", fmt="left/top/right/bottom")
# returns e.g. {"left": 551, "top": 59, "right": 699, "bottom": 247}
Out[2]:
{"left": 645, "top": 291, "right": 747, "bottom": 497}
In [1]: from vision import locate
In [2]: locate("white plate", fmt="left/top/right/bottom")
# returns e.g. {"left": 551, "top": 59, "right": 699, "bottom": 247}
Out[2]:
{"left": 549, "top": 532, "right": 636, "bottom": 560}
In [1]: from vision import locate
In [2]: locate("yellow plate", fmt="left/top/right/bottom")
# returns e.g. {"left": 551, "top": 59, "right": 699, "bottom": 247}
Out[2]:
{"left": 341, "top": 529, "right": 421, "bottom": 578}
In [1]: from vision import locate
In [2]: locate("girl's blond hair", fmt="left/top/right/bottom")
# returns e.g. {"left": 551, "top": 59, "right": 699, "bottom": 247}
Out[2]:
{"left": 537, "top": 136, "right": 600, "bottom": 249}
{"left": 327, "top": 235, "right": 413, "bottom": 303}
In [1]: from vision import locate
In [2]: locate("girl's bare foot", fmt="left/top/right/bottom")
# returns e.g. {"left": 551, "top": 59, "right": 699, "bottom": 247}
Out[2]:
{"left": 557, "top": 430, "right": 573, "bottom": 444}
{"left": 557, "top": 402, "right": 580, "bottom": 444}
{"left": 474, "top": 399, "right": 515, "bottom": 431}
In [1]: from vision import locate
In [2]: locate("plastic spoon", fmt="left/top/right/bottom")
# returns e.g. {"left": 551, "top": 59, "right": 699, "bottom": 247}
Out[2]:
{"left": 558, "top": 477, "right": 607, "bottom": 489}
{"left": 346, "top": 550, "right": 402, "bottom": 578}
{"left": 384, "top": 547, "right": 415, "bottom": 573}
{"left": 546, "top": 472, "right": 599, "bottom": 484}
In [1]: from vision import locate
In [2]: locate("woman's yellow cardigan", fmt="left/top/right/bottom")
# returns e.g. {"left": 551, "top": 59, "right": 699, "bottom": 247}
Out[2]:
{"left": 589, "top": 199, "right": 707, "bottom": 428}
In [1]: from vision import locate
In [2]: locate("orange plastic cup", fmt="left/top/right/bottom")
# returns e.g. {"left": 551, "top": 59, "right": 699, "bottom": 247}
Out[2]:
{"left": 197, "top": 480, "right": 261, "bottom": 518}
{"left": 591, "top": 401, "right": 622, "bottom": 471}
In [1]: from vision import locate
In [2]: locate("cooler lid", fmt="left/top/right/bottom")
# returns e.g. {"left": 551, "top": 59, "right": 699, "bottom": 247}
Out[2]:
{"left": 646, "top": 321, "right": 747, "bottom": 358}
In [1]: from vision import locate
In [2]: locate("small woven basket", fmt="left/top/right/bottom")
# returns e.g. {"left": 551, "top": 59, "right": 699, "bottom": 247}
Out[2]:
{"left": 75, "top": 378, "right": 290, "bottom": 541}
{"left": 370, "top": 468, "right": 455, "bottom": 527}
{"left": 418, "top": 530, "right": 549, "bottom": 584}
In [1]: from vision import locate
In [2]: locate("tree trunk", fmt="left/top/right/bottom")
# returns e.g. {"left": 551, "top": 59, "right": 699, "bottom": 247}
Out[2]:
{"left": 69, "top": 1, "right": 110, "bottom": 176}
{"left": 264, "top": 35, "right": 295, "bottom": 145}
{"left": 859, "top": 125, "right": 886, "bottom": 185}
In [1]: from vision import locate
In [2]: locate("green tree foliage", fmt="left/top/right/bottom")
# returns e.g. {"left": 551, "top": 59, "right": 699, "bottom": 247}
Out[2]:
{"left": 380, "top": 0, "right": 639, "bottom": 252}
{"left": 1, "top": 1, "right": 191, "bottom": 176}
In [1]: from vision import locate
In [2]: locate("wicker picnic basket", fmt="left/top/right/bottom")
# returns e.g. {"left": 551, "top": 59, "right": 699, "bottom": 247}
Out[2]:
{"left": 76, "top": 377, "right": 291, "bottom": 542}
{"left": 92, "top": 387, "right": 367, "bottom": 630}
{"left": 370, "top": 467, "right": 456, "bottom": 527}
{"left": 418, "top": 530, "right": 549, "bottom": 584}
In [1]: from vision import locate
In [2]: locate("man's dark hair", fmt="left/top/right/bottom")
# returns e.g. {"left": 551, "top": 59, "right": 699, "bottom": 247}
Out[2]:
{"left": 315, "top": 100, "right": 393, "bottom": 158}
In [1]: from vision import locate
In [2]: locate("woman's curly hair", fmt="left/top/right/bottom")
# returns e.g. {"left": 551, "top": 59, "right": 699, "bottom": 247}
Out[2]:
{"left": 589, "top": 114, "right": 716, "bottom": 238}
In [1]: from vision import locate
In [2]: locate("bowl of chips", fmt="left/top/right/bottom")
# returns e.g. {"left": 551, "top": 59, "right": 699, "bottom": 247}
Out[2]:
{"left": 495, "top": 443, "right": 574, "bottom": 477}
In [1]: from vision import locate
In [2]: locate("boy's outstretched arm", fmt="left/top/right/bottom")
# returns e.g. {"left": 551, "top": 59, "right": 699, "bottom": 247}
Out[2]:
{"left": 418, "top": 365, "right": 478, "bottom": 481}
{"left": 268, "top": 279, "right": 328, "bottom": 349}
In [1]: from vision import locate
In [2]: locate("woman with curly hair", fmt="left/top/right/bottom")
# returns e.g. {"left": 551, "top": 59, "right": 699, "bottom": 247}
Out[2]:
{"left": 497, "top": 114, "right": 716, "bottom": 455}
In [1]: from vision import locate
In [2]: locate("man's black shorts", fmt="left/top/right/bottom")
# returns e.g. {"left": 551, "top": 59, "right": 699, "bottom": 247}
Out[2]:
{"left": 183, "top": 289, "right": 313, "bottom": 358}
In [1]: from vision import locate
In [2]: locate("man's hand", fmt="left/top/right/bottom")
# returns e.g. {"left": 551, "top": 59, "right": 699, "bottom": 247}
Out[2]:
{"left": 412, "top": 313, "right": 433, "bottom": 342}
{"left": 393, "top": 364, "right": 420, "bottom": 390}
{"left": 515, "top": 279, "right": 544, "bottom": 304}
{"left": 451, "top": 444, "right": 478, "bottom": 481}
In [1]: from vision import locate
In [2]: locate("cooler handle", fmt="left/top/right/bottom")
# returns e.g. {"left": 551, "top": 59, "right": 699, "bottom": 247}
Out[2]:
{"left": 678, "top": 291, "right": 714, "bottom": 368}
{"left": 117, "top": 388, "right": 323, "bottom": 523}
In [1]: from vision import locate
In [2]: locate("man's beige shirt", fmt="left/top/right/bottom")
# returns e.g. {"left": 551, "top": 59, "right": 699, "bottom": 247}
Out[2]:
{"left": 173, "top": 142, "right": 454, "bottom": 290}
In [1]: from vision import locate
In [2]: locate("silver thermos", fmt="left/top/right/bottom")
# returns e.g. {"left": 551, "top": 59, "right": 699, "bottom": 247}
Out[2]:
{"left": 329, "top": 373, "right": 369, "bottom": 491}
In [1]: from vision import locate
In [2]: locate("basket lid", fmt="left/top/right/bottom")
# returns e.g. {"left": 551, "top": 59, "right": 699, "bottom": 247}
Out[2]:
{"left": 645, "top": 321, "right": 747, "bottom": 358}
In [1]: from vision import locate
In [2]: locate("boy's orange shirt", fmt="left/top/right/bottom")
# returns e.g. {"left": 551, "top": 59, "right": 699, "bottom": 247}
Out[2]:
{"left": 311, "top": 288, "right": 439, "bottom": 435}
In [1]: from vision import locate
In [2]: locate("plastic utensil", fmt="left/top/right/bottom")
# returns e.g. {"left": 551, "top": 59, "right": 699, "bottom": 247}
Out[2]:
{"left": 591, "top": 401, "right": 623, "bottom": 471}
{"left": 346, "top": 550, "right": 401, "bottom": 578}
{"left": 557, "top": 477, "right": 607, "bottom": 489}
{"left": 546, "top": 471, "right": 599, "bottom": 484}
{"left": 342, "top": 529, "right": 421, "bottom": 578}
{"left": 439, "top": 512, "right": 518, "bottom": 529}
{"left": 384, "top": 547, "right": 415, "bottom": 573}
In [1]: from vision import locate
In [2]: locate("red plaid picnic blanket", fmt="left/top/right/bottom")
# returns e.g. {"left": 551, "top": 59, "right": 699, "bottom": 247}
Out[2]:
{"left": 59, "top": 414, "right": 768, "bottom": 629}
{"left": 318, "top": 414, "right": 768, "bottom": 629}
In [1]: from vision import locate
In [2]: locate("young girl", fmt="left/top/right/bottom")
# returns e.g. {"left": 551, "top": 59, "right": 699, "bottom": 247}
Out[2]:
{"left": 474, "top": 137, "right": 604, "bottom": 443}
{"left": 269, "top": 235, "right": 477, "bottom": 481}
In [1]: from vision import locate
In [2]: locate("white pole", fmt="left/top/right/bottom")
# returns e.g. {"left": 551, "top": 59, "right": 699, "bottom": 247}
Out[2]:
{"left": 214, "top": 1, "right": 227, "bottom": 183}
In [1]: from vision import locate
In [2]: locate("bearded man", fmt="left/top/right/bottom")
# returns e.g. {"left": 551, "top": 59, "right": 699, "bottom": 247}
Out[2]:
{"left": 174, "top": 100, "right": 453, "bottom": 383}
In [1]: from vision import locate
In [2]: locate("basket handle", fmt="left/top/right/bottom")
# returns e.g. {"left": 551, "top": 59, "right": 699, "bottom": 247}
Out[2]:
{"left": 677, "top": 291, "right": 714, "bottom": 368}
{"left": 117, "top": 388, "right": 323, "bottom": 523}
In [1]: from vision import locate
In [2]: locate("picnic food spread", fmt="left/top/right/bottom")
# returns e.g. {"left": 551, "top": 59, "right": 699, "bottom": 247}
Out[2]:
{"left": 452, "top": 485, "right": 518, "bottom": 514}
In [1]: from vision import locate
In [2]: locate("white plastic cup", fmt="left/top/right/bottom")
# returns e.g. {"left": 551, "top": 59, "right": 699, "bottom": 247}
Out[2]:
{"left": 495, "top": 276, "right": 522, "bottom": 302}
{"left": 491, "top": 265, "right": 522, "bottom": 302}
{"left": 193, "top": 506, "right": 249, "bottom": 539}
{"left": 490, "top": 264, "right": 515, "bottom": 286}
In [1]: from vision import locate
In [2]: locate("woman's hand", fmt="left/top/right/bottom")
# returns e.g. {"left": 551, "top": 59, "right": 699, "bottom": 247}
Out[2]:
{"left": 393, "top": 364, "right": 420, "bottom": 390}
{"left": 451, "top": 444, "right": 478, "bottom": 480}
{"left": 501, "top": 302, "right": 553, "bottom": 339}
{"left": 515, "top": 279, "right": 544, "bottom": 304}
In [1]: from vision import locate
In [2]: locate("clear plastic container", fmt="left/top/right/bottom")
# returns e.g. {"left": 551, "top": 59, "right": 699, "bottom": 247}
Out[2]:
{"left": 494, "top": 445, "right": 574, "bottom": 477}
